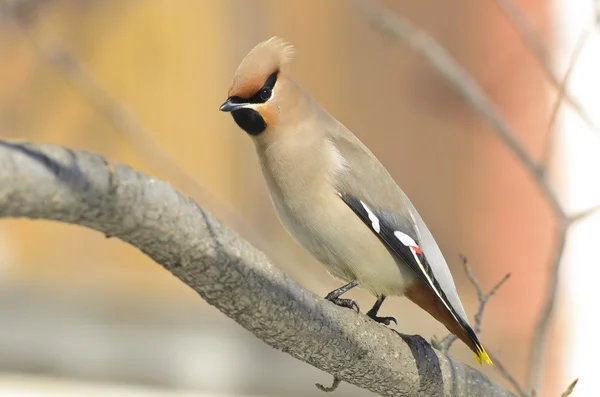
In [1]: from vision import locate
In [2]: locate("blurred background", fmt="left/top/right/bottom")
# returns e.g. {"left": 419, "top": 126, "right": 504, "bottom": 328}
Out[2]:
{"left": 1, "top": 0, "right": 599, "bottom": 396}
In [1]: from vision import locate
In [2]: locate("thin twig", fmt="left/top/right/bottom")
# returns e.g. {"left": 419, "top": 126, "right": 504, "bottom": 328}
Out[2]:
{"left": 316, "top": 376, "right": 341, "bottom": 393}
{"left": 560, "top": 378, "right": 578, "bottom": 397}
{"left": 489, "top": 352, "right": 530, "bottom": 397}
{"left": 543, "top": 25, "right": 593, "bottom": 169}
{"left": 491, "top": 0, "right": 598, "bottom": 133}
{"left": 432, "top": 258, "right": 518, "bottom": 395}
{"left": 437, "top": 257, "right": 510, "bottom": 352}
{"left": 569, "top": 203, "right": 600, "bottom": 224}
{"left": 474, "top": 279, "right": 511, "bottom": 334}
{"left": 432, "top": 333, "right": 457, "bottom": 354}
{"left": 526, "top": 219, "right": 569, "bottom": 393}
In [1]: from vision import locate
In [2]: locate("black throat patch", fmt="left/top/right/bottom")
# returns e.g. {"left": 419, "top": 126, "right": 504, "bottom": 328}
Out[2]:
{"left": 231, "top": 108, "right": 267, "bottom": 135}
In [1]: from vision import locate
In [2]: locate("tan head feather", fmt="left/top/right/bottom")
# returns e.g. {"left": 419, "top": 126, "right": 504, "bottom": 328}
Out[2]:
{"left": 228, "top": 36, "right": 295, "bottom": 98}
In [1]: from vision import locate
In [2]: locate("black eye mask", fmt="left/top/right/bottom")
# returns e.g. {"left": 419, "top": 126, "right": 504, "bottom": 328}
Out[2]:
{"left": 222, "top": 71, "right": 279, "bottom": 135}
{"left": 228, "top": 71, "right": 278, "bottom": 105}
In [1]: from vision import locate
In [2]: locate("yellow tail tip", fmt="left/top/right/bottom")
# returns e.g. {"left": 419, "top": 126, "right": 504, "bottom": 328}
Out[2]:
{"left": 473, "top": 346, "right": 493, "bottom": 365}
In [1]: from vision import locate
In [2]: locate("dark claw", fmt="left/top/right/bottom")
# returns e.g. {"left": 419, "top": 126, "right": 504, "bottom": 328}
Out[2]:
{"left": 327, "top": 297, "right": 360, "bottom": 313}
{"left": 367, "top": 313, "right": 398, "bottom": 326}
{"left": 366, "top": 295, "right": 396, "bottom": 326}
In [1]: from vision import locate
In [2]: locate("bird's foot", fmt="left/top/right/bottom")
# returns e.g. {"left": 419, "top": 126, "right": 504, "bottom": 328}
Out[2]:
{"left": 325, "top": 295, "right": 360, "bottom": 313}
{"left": 366, "top": 311, "right": 397, "bottom": 326}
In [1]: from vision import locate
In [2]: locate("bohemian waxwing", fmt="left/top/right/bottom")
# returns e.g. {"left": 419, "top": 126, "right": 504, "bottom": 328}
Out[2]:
{"left": 219, "top": 37, "right": 491, "bottom": 364}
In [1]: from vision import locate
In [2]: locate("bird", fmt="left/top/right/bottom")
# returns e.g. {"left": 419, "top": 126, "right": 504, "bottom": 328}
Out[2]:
{"left": 219, "top": 36, "right": 491, "bottom": 364}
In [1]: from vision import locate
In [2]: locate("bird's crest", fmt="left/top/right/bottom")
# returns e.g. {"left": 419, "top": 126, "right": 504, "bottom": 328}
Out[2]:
{"left": 228, "top": 36, "right": 295, "bottom": 99}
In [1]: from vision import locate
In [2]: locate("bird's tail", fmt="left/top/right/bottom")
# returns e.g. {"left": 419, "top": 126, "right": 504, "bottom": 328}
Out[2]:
{"left": 405, "top": 281, "right": 493, "bottom": 365}
{"left": 471, "top": 340, "right": 493, "bottom": 365}
{"left": 474, "top": 347, "right": 493, "bottom": 365}
{"left": 460, "top": 322, "right": 493, "bottom": 365}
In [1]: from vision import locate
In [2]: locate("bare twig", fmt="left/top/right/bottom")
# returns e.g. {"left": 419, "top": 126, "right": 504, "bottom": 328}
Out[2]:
{"left": 569, "top": 203, "right": 600, "bottom": 224}
{"left": 526, "top": 219, "right": 568, "bottom": 393}
{"left": 543, "top": 25, "right": 593, "bottom": 168}
{"left": 560, "top": 378, "right": 578, "bottom": 397}
{"left": 491, "top": 0, "right": 598, "bottom": 133}
{"left": 431, "top": 332, "right": 456, "bottom": 354}
{"left": 534, "top": 378, "right": 579, "bottom": 397}
{"left": 430, "top": 258, "right": 521, "bottom": 396}
{"left": 489, "top": 352, "right": 529, "bottom": 397}
{"left": 316, "top": 376, "right": 341, "bottom": 393}
{"left": 462, "top": 257, "right": 511, "bottom": 334}
{"left": 435, "top": 257, "right": 510, "bottom": 359}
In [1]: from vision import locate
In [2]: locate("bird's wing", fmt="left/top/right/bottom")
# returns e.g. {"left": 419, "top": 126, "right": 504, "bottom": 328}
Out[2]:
{"left": 336, "top": 192, "right": 464, "bottom": 322}
{"left": 330, "top": 131, "right": 469, "bottom": 322}
{"left": 337, "top": 192, "right": 490, "bottom": 363}
{"left": 331, "top": 132, "right": 491, "bottom": 363}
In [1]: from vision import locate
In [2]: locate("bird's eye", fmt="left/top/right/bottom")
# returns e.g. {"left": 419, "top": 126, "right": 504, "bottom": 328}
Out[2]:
{"left": 259, "top": 88, "right": 272, "bottom": 101}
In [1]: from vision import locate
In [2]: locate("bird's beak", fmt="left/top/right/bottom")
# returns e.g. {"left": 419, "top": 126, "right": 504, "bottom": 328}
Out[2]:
{"left": 219, "top": 98, "right": 246, "bottom": 112}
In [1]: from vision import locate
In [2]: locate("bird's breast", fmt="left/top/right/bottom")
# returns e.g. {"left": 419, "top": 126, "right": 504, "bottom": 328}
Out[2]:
{"left": 257, "top": 142, "right": 415, "bottom": 295}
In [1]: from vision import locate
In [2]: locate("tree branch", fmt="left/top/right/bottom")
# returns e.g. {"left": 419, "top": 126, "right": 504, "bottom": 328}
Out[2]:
{"left": 542, "top": 25, "right": 593, "bottom": 168}
{"left": 0, "top": 141, "right": 516, "bottom": 397}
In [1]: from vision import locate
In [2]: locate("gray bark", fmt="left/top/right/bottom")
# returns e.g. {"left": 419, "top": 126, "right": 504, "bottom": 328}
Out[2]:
{"left": 0, "top": 141, "right": 515, "bottom": 397}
